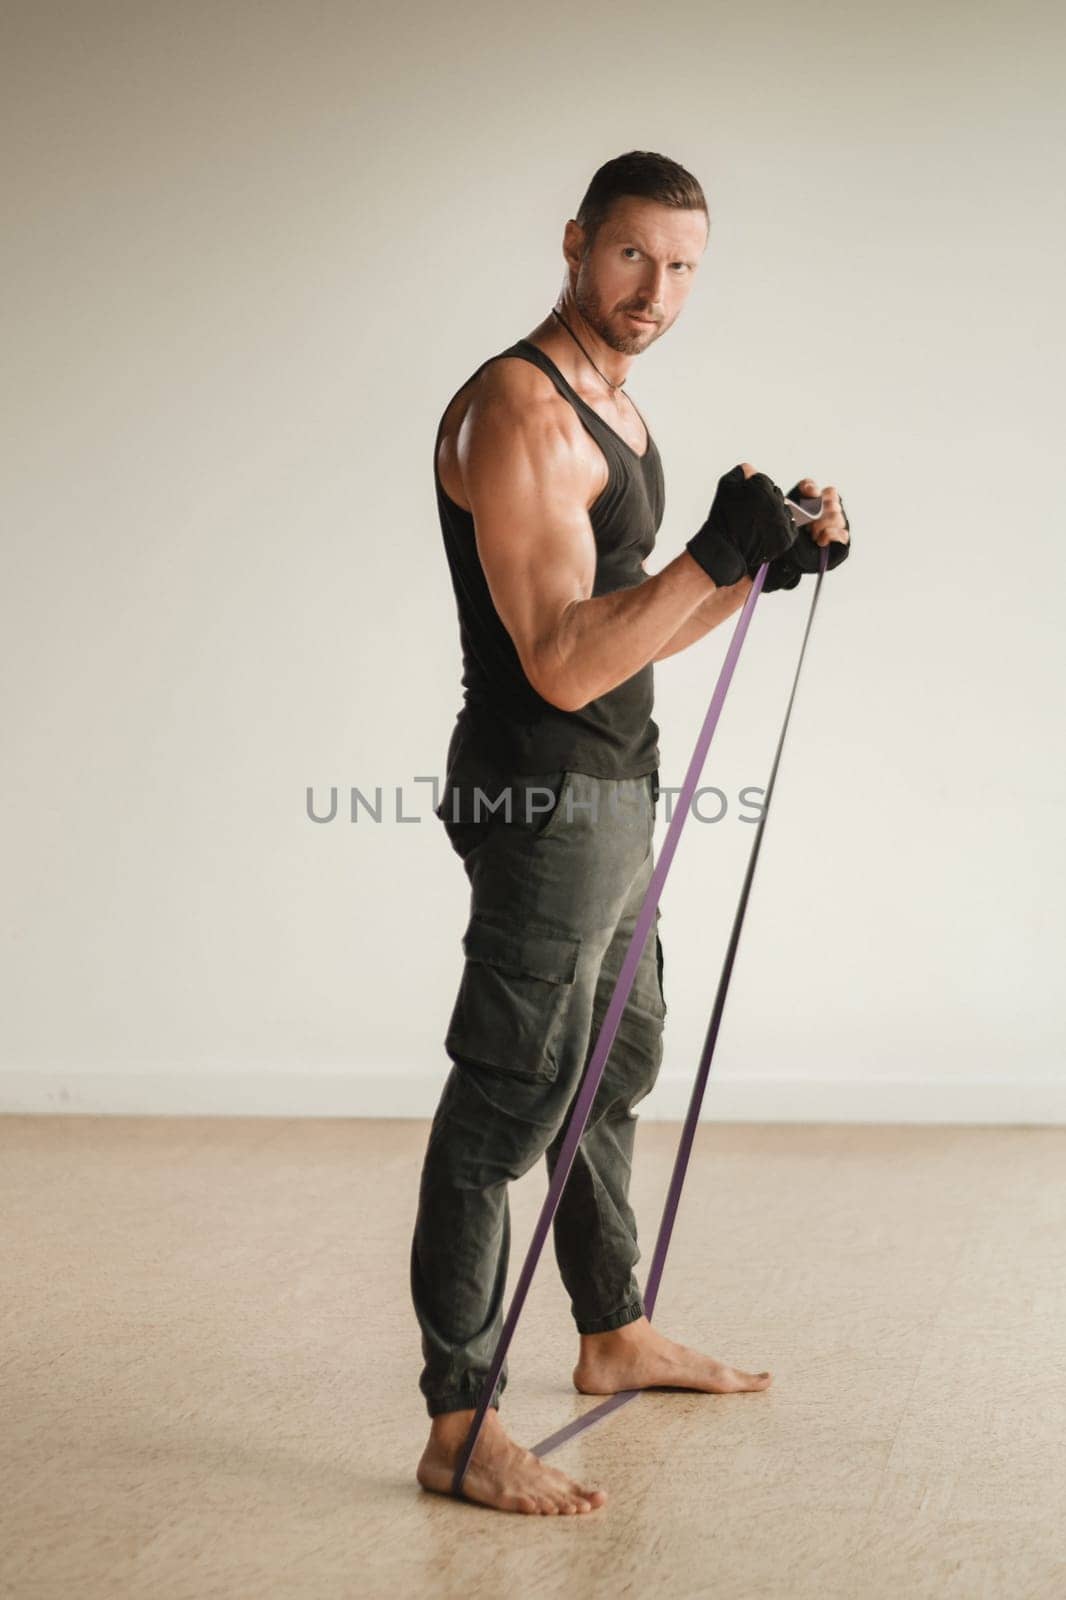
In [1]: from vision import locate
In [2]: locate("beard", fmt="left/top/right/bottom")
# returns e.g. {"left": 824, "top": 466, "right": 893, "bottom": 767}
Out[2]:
{"left": 574, "top": 271, "right": 661, "bottom": 355}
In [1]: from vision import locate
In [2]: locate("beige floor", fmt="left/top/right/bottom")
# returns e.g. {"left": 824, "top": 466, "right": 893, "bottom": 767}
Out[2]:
{"left": 1, "top": 1116, "right": 1064, "bottom": 1600}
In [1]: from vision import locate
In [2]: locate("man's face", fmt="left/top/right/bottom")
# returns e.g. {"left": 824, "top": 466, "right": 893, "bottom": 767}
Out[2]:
{"left": 568, "top": 197, "right": 708, "bottom": 355}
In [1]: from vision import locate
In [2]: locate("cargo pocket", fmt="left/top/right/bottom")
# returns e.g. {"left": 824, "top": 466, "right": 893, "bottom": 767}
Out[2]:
{"left": 445, "top": 915, "right": 581, "bottom": 1083}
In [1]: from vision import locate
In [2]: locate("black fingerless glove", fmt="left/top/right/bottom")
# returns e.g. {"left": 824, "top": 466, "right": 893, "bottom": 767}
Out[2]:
{"left": 685, "top": 464, "right": 798, "bottom": 589}
{"left": 760, "top": 483, "right": 852, "bottom": 593}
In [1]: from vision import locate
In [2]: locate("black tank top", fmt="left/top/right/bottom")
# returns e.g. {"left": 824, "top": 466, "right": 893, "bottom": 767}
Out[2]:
{"left": 434, "top": 337, "right": 663, "bottom": 781}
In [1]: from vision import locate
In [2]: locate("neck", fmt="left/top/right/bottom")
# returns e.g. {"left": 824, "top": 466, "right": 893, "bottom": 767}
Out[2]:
{"left": 530, "top": 295, "right": 633, "bottom": 394}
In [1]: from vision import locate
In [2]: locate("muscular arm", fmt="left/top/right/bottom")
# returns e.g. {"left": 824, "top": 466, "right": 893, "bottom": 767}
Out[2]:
{"left": 647, "top": 566, "right": 753, "bottom": 661}
{"left": 460, "top": 365, "right": 732, "bottom": 712}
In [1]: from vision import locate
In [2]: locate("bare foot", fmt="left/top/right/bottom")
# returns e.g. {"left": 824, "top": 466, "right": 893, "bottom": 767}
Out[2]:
{"left": 416, "top": 1406, "right": 608, "bottom": 1515}
{"left": 573, "top": 1315, "right": 773, "bottom": 1397}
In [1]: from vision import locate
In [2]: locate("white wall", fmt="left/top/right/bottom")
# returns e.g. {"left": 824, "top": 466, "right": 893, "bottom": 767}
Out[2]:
{"left": 3, "top": 0, "right": 1064, "bottom": 1121}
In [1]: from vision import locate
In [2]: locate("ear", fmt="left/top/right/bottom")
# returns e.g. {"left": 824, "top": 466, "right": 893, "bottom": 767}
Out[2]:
{"left": 562, "top": 218, "right": 586, "bottom": 274}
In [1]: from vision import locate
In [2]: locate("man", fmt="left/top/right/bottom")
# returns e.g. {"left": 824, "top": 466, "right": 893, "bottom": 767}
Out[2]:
{"left": 411, "top": 151, "right": 851, "bottom": 1516}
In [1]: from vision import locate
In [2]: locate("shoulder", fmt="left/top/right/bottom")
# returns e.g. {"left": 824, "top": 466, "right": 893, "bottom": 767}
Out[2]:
{"left": 466, "top": 353, "right": 582, "bottom": 443}
{"left": 459, "top": 354, "right": 604, "bottom": 508}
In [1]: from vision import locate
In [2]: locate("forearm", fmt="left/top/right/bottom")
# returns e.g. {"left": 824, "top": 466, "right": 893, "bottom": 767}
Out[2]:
{"left": 532, "top": 551, "right": 720, "bottom": 712}
{"left": 652, "top": 573, "right": 753, "bottom": 662}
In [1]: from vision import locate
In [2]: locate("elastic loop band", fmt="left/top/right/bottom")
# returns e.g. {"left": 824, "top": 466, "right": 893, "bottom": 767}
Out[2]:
{"left": 450, "top": 559, "right": 775, "bottom": 1497}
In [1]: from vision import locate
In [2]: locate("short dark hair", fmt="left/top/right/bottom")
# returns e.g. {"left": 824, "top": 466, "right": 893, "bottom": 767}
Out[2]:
{"left": 575, "top": 150, "right": 708, "bottom": 254}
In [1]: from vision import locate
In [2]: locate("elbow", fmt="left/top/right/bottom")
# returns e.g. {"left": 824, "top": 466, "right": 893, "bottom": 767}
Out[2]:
{"left": 549, "top": 685, "right": 588, "bottom": 713}
{"left": 525, "top": 654, "right": 586, "bottom": 714}
{"left": 532, "top": 671, "right": 586, "bottom": 714}
{"left": 521, "top": 603, "right": 591, "bottom": 713}
{"left": 523, "top": 612, "right": 592, "bottom": 712}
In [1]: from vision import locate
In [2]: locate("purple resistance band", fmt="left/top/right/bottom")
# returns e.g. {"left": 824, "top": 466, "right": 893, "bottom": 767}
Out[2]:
{"left": 531, "top": 542, "right": 830, "bottom": 1459}
{"left": 451, "top": 546, "right": 830, "bottom": 1498}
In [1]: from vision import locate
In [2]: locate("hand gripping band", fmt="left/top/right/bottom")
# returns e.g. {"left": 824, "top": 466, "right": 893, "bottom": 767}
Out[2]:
{"left": 451, "top": 546, "right": 830, "bottom": 1497}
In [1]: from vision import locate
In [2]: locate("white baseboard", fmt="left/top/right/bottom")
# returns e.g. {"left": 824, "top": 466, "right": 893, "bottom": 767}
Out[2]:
{"left": 1, "top": 1069, "right": 1063, "bottom": 1124}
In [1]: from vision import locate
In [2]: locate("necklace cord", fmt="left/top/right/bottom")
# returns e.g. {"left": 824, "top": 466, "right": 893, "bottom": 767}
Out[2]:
{"left": 551, "top": 305, "right": 628, "bottom": 392}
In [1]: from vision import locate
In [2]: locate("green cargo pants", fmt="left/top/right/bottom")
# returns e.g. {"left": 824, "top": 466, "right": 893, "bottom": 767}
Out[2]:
{"left": 410, "top": 764, "right": 666, "bottom": 1417}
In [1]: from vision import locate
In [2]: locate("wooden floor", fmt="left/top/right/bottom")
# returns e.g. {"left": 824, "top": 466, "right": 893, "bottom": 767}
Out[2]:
{"left": 1, "top": 1115, "right": 1064, "bottom": 1599}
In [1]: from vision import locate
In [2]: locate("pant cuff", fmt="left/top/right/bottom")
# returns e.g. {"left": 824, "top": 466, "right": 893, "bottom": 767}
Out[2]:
{"left": 425, "top": 1386, "right": 504, "bottom": 1419}
{"left": 574, "top": 1297, "right": 645, "bottom": 1335}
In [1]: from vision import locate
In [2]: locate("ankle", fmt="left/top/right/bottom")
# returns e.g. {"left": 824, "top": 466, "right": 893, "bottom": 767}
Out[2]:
{"left": 579, "top": 1314, "right": 650, "bottom": 1355}
{"left": 428, "top": 1406, "right": 496, "bottom": 1447}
